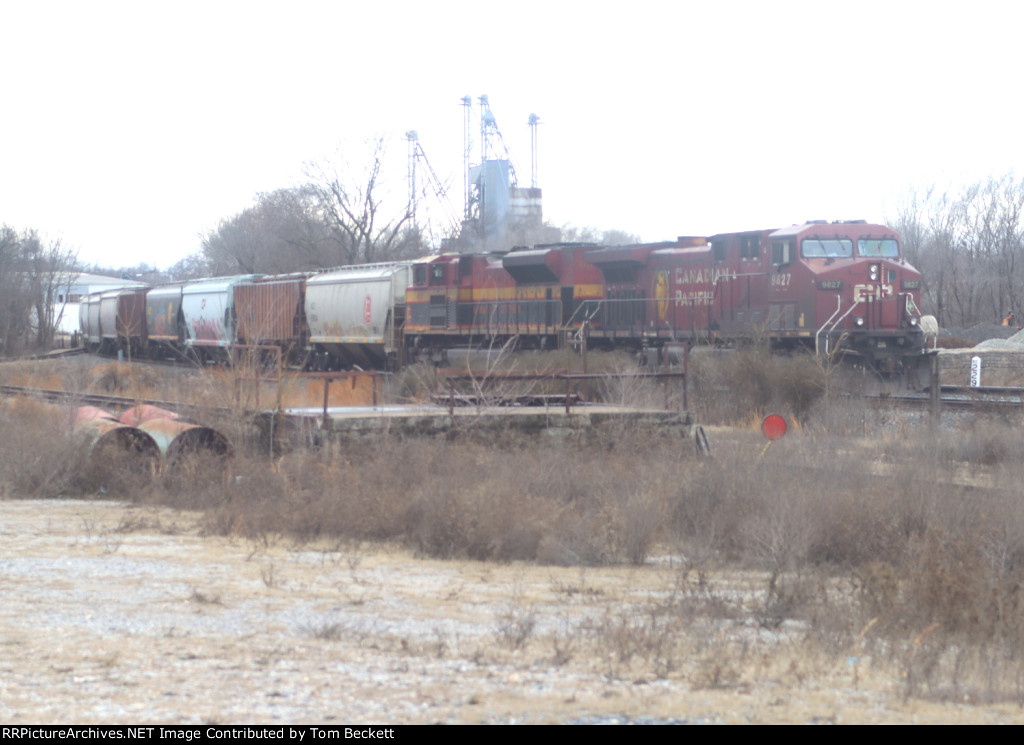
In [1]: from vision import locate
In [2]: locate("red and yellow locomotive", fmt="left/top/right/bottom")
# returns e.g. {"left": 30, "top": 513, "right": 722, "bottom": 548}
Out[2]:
{"left": 404, "top": 220, "right": 927, "bottom": 371}
{"left": 405, "top": 243, "right": 606, "bottom": 353}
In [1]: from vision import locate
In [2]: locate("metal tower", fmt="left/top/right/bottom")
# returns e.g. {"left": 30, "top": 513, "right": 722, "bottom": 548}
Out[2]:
{"left": 405, "top": 130, "right": 418, "bottom": 228}
{"left": 462, "top": 95, "right": 473, "bottom": 222}
{"left": 529, "top": 113, "right": 540, "bottom": 189}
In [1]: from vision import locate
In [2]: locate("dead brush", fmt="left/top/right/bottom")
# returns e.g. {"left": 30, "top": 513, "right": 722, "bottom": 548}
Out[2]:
{"left": 687, "top": 345, "right": 824, "bottom": 425}
{"left": 188, "top": 588, "right": 223, "bottom": 605}
{"left": 0, "top": 400, "right": 93, "bottom": 497}
{"left": 756, "top": 570, "right": 818, "bottom": 629}
{"left": 302, "top": 621, "right": 348, "bottom": 641}
{"left": 175, "top": 430, "right": 697, "bottom": 568}
{"left": 671, "top": 446, "right": 763, "bottom": 564}
{"left": 690, "top": 638, "right": 746, "bottom": 690}
{"left": 829, "top": 463, "right": 1024, "bottom": 703}
{"left": 595, "top": 362, "right": 665, "bottom": 410}
{"left": 17, "top": 351, "right": 1024, "bottom": 708}
{"left": 392, "top": 361, "right": 439, "bottom": 402}
{"left": 617, "top": 489, "right": 666, "bottom": 566}
{"left": 89, "top": 361, "right": 159, "bottom": 397}
{"left": 547, "top": 618, "right": 578, "bottom": 666}
{"left": 495, "top": 603, "right": 538, "bottom": 651}
{"left": 587, "top": 598, "right": 687, "bottom": 679}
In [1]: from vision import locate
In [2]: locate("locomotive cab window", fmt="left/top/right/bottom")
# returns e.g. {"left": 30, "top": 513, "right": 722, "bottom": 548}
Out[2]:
{"left": 857, "top": 239, "right": 899, "bottom": 258}
{"left": 771, "top": 240, "right": 793, "bottom": 266}
{"left": 740, "top": 235, "right": 760, "bottom": 260}
{"left": 801, "top": 238, "right": 853, "bottom": 259}
{"left": 430, "top": 265, "right": 446, "bottom": 285}
{"left": 413, "top": 265, "right": 427, "bottom": 286}
{"left": 712, "top": 240, "right": 726, "bottom": 263}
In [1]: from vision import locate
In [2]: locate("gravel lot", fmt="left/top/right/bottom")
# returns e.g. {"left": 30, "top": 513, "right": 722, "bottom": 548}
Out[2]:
{"left": 1, "top": 499, "right": 1021, "bottom": 724}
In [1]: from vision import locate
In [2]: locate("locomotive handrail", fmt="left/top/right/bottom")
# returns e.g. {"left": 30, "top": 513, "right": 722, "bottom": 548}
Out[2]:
{"left": 563, "top": 299, "right": 602, "bottom": 330}
{"left": 816, "top": 296, "right": 844, "bottom": 356}
{"left": 816, "top": 296, "right": 862, "bottom": 357}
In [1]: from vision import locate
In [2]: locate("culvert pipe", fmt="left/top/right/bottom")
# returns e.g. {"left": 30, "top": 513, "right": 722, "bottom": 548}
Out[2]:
{"left": 138, "top": 418, "right": 233, "bottom": 467}
{"left": 73, "top": 408, "right": 162, "bottom": 492}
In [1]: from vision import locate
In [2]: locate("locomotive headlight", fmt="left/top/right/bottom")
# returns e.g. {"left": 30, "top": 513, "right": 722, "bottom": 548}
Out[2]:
{"left": 869, "top": 263, "right": 880, "bottom": 281}
{"left": 855, "top": 317, "right": 865, "bottom": 327}
{"left": 909, "top": 317, "right": 918, "bottom": 326}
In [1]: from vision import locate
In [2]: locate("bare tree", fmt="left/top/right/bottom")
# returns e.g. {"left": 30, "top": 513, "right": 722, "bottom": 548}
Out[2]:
{"left": 0, "top": 225, "right": 79, "bottom": 354}
{"left": 167, "top": 253, "right": 211, "bottom": 282}
{"left": 305, "top": 138, "right": 418, "bottom": 265}
{"left": 29, "top": 236, "right": 78, "bottom": 349}
{"left": 890, "top": 174, "right": 1024, "bottom": 328}
{"left": 200, "top": 187, "right": 332, "bottom": 275}
{"left": 257, "top": 186, "right": 335, "bottom": 267}
{"left": 558, "top": 224, "right": 641, "bottom": 245}
{"left": 200, "top": 155, "right": 427, "bottom": 276}
{"left": 0, "top": 225, "right": 31, "bottom": 354}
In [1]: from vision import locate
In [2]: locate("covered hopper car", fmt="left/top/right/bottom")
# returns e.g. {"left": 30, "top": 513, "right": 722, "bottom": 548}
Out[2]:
{"left": 306, "top": 263, "right": 411, "bottom": 371}
{"left": 78, "top": 287, "right": 148, "bottom": 356}
{"left": 80, "top": 263, "right": 413, "bottom": 371}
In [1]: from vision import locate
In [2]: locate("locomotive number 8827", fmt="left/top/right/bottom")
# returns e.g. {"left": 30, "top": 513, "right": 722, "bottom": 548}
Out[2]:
{"left": 405, "top": 220, "right": 928, "bottom": 372}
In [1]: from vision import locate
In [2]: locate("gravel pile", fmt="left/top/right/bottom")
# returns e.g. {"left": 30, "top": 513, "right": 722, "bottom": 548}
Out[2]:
{"left": 941, "top": 324, "right": 1018, "bottom": 344}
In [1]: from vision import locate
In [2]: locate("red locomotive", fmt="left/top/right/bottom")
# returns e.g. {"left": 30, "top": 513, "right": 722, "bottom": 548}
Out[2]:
{"left": 405, "top": 220, "right": 927, "bottom": 371}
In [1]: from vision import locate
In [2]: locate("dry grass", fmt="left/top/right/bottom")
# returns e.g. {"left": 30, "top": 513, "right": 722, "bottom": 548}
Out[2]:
{"left": 167, "top": 431, "right": 686, "bottom": 567}
{"left": 688, "top": 345, "right": 827, "bottom": 426}
{"left": 4, "top": 352, "right": 1024, "bottom": 705}
{"left": 0, "top": 397, "right": 90, "bottom": 497}
{"left": 130, "top": 415, "right": 1024, "bottom": 701}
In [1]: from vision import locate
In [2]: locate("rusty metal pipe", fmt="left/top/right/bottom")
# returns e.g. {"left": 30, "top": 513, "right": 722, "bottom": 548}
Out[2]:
{"left": 138, "top": 418, "right": 233, "bottom": 467}
{"left": 118, "top": 405, "right": 180, "bottom": 427}
{"left": 73, "top": 409, "right": 162, "bottom": 492}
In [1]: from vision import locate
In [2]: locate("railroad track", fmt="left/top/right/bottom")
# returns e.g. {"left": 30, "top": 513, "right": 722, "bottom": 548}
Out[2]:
{"left": 864, "top": 385, "right": 1024, "bottom": 410}
{"left": 0, "top": 385, "right": 234, "bottom": 418}
{"left": 0, "top": 347, "right": 86, "bottom": 363}
{"left": 7, "top": 381, "right": 1021, "bottom": 417}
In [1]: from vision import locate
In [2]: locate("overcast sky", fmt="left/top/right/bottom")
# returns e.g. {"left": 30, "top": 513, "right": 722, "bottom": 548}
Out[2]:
{"left": 2, "top": 0, "right": 1022, "bottom": 269}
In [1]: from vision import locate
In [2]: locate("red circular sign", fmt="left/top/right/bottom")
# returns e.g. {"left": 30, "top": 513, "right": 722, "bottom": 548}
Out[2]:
{"left": 761, "top": 414, "right": 787, "bottom": 441}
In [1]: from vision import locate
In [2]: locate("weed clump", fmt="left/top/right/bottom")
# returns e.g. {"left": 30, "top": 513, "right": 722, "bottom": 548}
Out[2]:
{"left": 183, "top": 434, "right": 686, "bottom": 567}
{"left": 0, "top": 400, "right": 91, "bottom": 497}
{"left": 689, "top": 346, "right": 826, "bottom": 425}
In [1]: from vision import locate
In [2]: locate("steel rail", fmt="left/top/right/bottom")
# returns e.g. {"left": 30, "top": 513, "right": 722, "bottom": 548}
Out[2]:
{"left": 0, "top": 385, "right": 234, "bottom": 417}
